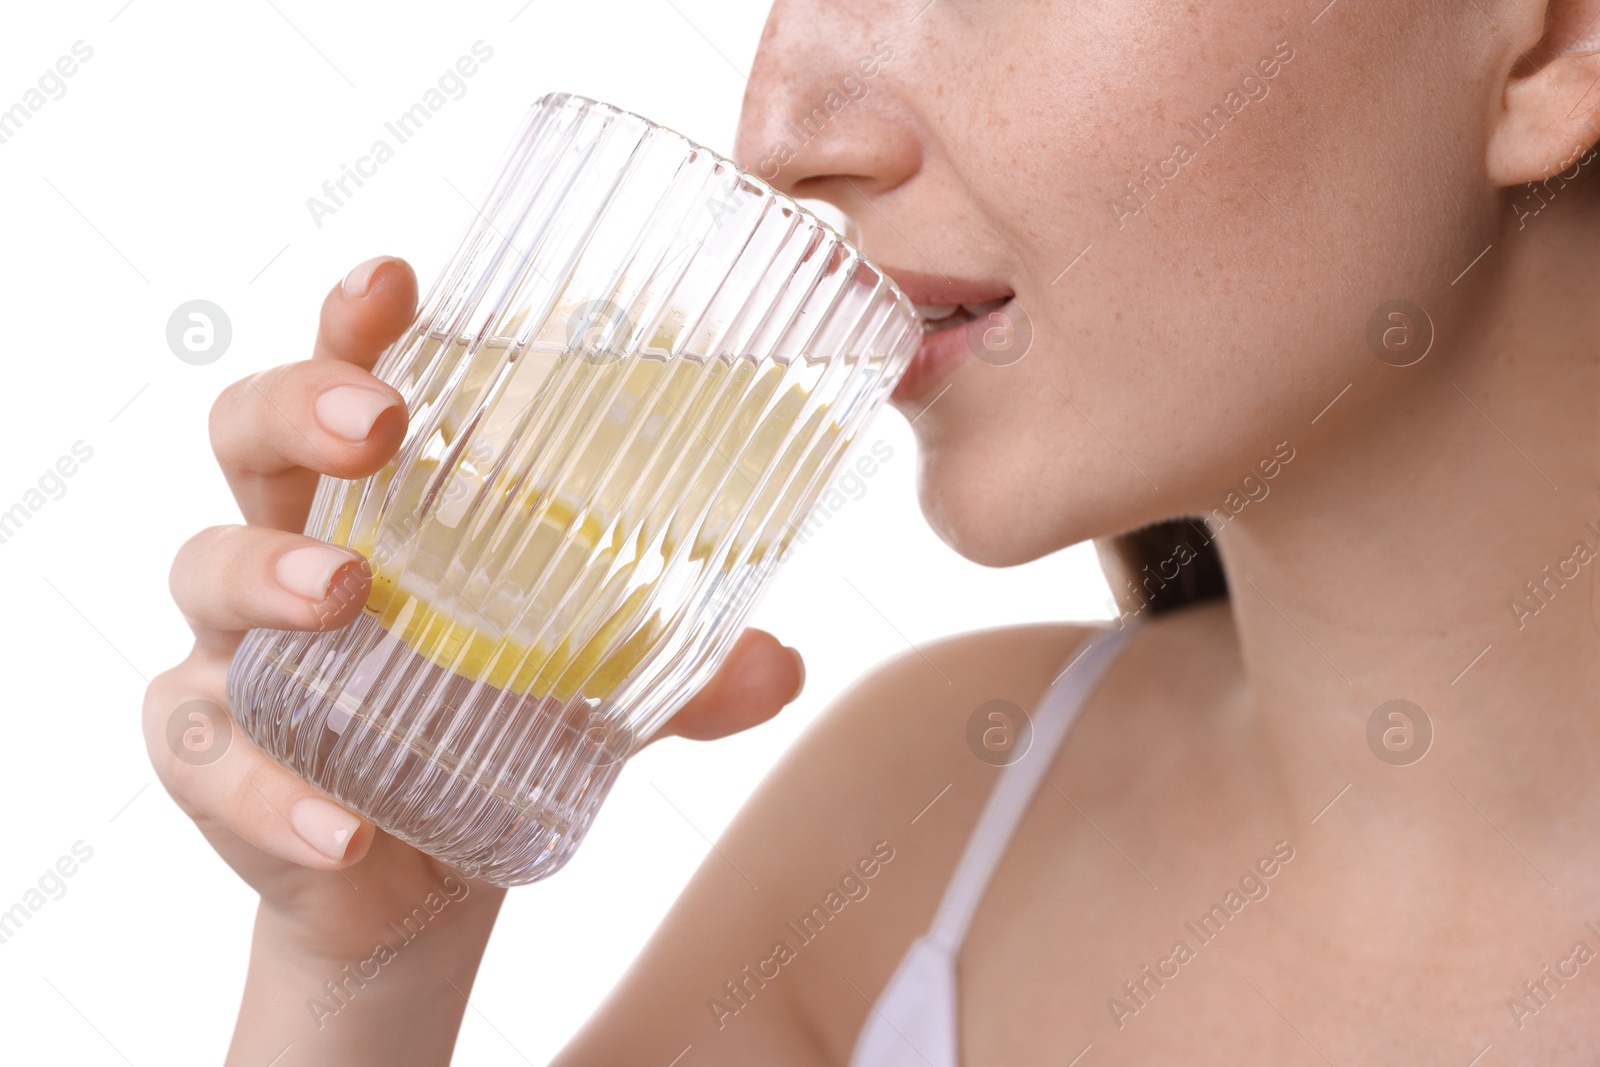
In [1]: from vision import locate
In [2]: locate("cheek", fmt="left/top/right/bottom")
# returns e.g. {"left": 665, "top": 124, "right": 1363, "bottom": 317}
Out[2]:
{"left": 912, "top": 1, "right": 1489, "bottom": 559}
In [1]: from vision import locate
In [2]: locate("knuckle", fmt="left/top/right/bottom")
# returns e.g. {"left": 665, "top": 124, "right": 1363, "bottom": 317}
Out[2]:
{"left": 209, "top": 373, "right": 260, "bottom": 457}
{"left": 144, "top": 667, "right": 243, "bottom": 813}
{"left": 169, "top": 524, "right": 246, "bottom": 600}
{"left": 140, "top": 666, "right": 205, "bottom": 777}
{"left": 210, "top": 364, "right": 311, "bottom": 470}
{"left": 252, "top": 362, "right": 296, "bottom": 396}
{"left": 213, "top": 527, "right": 260, "bottom": 591}
{"left": 140, "top": 666, "right": 184, "bottom": 747}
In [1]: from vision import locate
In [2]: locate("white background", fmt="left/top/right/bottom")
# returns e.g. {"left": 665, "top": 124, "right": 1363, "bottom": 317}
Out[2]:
{"left": 0, "top": 2, "right": 1112, "bottom": 1062}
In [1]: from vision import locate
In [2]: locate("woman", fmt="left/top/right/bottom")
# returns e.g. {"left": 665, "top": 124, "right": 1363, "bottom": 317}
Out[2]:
{"left": 146, "top": 0, "right": 1600, "bottom": 1062}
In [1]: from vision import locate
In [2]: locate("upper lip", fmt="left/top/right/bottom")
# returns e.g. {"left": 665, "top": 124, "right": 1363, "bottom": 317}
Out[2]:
{"left": 879, "top": 267, "right": 1013, "bottom": 309}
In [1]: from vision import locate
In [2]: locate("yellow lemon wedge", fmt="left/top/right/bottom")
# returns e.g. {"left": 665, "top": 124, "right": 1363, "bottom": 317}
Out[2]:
{"left": 321, "top": 332, "right": 839, "bottom": 705}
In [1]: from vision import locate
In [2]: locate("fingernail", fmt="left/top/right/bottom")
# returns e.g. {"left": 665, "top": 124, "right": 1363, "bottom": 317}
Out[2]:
{"left": 341, "top": 256, "right": 392, "bottom": 298}
{"left": 784, "top": 645, "right": 805, "bottom": 703}
{"left": 291, "top": 796, "right": 361, "bottom": 861}
{"left": 316, "top": 385, "right": 400, "bottom": 443}
{"left": 276, "top": 544, "right": 363, "bottom": 600}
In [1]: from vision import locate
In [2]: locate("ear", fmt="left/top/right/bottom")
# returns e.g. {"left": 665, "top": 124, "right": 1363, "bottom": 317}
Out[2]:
{"left": 1486, "top": 0, "right": 1600, "bottom": 185}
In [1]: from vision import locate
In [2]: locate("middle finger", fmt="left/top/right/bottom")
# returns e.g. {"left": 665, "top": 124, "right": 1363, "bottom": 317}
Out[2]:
{"left": 171, "top": 524, "right": 370, "bottom": 654}
{"left": 210, "top": 359, "right": 406, "bottom": 530}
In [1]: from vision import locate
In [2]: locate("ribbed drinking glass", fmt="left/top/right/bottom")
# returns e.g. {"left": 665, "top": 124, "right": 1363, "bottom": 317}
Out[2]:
{"left": 226, "top": 92, "right": 920, "bottom": 886}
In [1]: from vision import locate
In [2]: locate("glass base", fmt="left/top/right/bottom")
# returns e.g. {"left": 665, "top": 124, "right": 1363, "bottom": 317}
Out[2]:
{"left": 226, "top": 612, "right": 627, "bottom": 886}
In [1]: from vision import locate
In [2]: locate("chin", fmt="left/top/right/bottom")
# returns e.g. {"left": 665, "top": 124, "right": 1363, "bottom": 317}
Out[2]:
{"left": 912, "top": 453, "right": 1070, "bottom": 569}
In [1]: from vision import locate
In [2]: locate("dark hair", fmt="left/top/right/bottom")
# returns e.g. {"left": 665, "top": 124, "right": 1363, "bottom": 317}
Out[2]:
{"left": 1100, "top": 517, "right": 1228, "bottom": 618}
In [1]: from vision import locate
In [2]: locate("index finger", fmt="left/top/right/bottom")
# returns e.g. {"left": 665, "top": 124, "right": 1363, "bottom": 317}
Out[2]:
{"left": 312, "top": 256, "right": 419, "bottom": 366}
{"left": 210, "top": 257, "right": 418, "bottom": 530}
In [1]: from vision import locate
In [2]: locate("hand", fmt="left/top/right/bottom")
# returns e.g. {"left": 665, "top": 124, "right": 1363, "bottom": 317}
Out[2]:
{"left": 143, "top": 254, "right": 808, "bottom": 968}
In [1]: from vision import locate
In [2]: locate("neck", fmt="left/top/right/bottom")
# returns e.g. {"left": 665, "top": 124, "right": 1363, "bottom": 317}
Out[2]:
{"left": 1207, "top": 191, "right": 1600, "bottom": 843}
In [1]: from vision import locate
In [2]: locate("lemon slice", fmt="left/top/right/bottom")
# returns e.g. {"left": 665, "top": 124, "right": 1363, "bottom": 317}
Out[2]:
{"left": 320, "top": 334, "right": 835, "bottom": 704}
{"left": 364, "top": 559, "right": 663, "bottom": 702}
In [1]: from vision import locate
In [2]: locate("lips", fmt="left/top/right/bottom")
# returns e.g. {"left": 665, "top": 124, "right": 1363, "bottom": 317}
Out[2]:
{"left": 883, "top": 268, "right": 1014, "bottom": 403}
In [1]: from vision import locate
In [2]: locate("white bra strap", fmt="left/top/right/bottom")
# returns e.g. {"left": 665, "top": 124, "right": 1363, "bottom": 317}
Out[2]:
{"left": 925, "top": 623, "right": 1138, "bottom": 953}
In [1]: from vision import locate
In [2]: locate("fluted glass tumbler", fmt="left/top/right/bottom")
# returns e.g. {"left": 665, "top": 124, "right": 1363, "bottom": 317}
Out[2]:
{"left": 226, "top": 93, "right": 920, "bottom": 885}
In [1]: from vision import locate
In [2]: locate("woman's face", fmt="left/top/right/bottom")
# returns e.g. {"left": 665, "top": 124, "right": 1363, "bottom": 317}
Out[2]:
{"left": 734, "top": 0, "right": 1507, "bottom": 566}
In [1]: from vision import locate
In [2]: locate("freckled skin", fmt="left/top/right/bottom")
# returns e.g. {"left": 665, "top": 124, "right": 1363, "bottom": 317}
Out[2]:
{"left": 556, "top": 1, "right": 1600, "bottom": 1064}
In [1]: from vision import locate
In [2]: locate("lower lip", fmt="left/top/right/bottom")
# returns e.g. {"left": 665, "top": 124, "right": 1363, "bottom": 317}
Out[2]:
{"left": 891, "top": 311, "right": 988, "bottom": 404}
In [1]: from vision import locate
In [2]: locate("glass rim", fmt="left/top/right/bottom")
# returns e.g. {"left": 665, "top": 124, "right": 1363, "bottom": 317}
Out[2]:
{"left": 531, "top": 90, "right": 915, "bottom": 318}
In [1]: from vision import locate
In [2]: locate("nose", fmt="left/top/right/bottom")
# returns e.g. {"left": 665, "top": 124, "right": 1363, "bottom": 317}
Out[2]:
{"left": 732, "top": 1, "right": 922, "bottom": 210}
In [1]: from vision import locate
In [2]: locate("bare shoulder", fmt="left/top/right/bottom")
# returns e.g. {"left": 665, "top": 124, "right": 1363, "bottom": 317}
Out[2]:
{"left": 799, "top": 598, "right": 1243, "bottom": 799}
{"left": 553, "top": 605, "right": 1240, "bottom": 1066}
{"left": 780, "top": 601, "right": 1241, "bottom": 793}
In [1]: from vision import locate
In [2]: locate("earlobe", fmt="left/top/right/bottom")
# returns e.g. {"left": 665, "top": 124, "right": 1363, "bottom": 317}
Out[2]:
{"left": 1486, "top": 1, "right": 1600, "bottom": 185}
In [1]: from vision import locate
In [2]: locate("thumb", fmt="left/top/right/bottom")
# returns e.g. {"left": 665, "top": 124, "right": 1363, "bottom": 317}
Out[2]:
{"left": 651, "top": 629, "right": 805, "bottom": 743}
